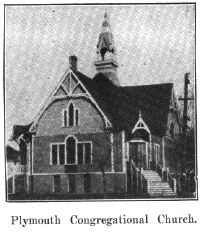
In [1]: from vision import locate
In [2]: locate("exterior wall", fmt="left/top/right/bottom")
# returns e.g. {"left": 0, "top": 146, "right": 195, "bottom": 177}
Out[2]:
{"left": 14, "top": 175, "right": 28, "bottom": 193}
{"left": 31, "top": 173, "right": 127, "bottom": 195}
{"left": 166, "top": 111, "right": 180, "bottom": 138}
{"left": 33, "top": 175, "right": 53, "bottom": 194}
{"left": 36, "top": 98, "right": 105, "bottom": 137}
{"left": 33, "top": 132, "right": 112, "bottom": 174}
{"left": 113, "top": 132, "right": 123, "bottom": 172}
{"left": 164, "top": 137, "right": 180, "bottom": 174}
{"left": 151, "top": 135, "right": 163, "bottom": 167}
{"left": 31, "top": 77, "right": 125, "bottom": 195}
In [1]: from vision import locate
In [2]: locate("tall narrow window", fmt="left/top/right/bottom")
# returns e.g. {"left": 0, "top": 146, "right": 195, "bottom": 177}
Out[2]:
{"left": 69, "top": 103, "right": 74, "bottom": 126}
{"left": 52, "top": 144, "right": 58, "bottom": 165}
{"left": 75, "top": 109, "right": 79, "bottom": 126}
{"left": 85, "top": 142, "right": 92, "bottom": 164}
{"left": 78, "top": 143, "right": 84, "bottom": 164}
{"left": 66, "top": 136, "right": 76, "bottom": 164}
{"left": 62, "top": 102, "right": 79, "bottom": 127}
{"left": 64, "top": 110, "right": 67, "bottom": 127}
{"left": 59, "top": 144, "right": 65, "bottom": 165}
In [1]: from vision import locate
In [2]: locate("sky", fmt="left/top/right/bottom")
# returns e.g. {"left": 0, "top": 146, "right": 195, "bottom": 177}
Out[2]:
{"left": 5, "top": 4, "right": 195, "bottom": 143}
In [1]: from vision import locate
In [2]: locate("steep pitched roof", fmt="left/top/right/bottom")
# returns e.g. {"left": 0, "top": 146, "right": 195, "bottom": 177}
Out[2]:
{"left": 75, "top": 71, "right": 173, "bottom": 136}
{"left": 75, "top": 71, "right": 140, "bottom": 131}
{"left": 122, "top": 83, "right": 173, "bottom": 137}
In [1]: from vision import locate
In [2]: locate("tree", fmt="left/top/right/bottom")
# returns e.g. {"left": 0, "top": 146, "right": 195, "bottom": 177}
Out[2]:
{"left": 91, "top": 132, "right": 122, "bottom": 198}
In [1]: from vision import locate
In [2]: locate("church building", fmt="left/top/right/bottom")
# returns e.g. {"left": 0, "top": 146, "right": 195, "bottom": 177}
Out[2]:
{"left": 8, "top": 11, "right": 181, "bottom": 198}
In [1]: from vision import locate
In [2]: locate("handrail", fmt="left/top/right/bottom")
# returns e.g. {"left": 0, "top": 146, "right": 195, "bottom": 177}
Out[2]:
{"left": 131, "top": 160, "right": 140, "bottom": 194}
{"left": 156, "top": 163, "right": 163, "bottom": 180}
{"left": 131, "top": 159, "right": 139, "bottom": 172}
{"left": 168, "top": 171, "right": 177, "bottom": 194}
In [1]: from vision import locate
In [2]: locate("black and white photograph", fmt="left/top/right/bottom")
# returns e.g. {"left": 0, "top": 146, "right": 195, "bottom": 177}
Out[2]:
{"left": 4, "top": 3, "right": 197, "bottom": 202}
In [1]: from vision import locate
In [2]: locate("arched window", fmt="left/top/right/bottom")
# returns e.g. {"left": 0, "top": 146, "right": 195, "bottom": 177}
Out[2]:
{"left": 69, "top": 103, "right": 74, "bottom": 126}
{"left": 62, "top": 102, "right": 79, "bottom": 127}
{"left": 66, "top": 136, "right": 76, "bottom": 164}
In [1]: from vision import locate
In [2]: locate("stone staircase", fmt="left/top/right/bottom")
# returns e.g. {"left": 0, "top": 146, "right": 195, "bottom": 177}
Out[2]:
{"left": 142, "top": 170, "right": 177, "bottom": 197}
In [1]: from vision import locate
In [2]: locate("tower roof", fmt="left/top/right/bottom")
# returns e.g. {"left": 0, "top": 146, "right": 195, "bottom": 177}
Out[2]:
{"left": 95, "top": 10, "right": 120, "bottom": 86}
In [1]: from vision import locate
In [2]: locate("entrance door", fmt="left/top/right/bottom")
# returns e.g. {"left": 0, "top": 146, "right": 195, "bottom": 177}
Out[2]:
{"left": 129, "top": 142, "right": 147, "bottom": 169}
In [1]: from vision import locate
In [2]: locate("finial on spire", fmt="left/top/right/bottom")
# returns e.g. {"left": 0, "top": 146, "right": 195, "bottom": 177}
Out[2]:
{"left": 104, "top": 9, "right": 108, "bottom": 19}
{"left": 139, "top": 110, "right": 142, "bottom": 119}
{"left": 94, "top": 10, "right": 120, "bottom": 86}
{"left": 102, "top": 9, "right": 110, "bottom": 29}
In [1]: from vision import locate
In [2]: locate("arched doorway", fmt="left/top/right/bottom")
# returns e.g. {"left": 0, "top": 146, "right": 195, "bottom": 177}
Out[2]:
{"left": 129, "top": 112, "right": 151, "bottom": 170}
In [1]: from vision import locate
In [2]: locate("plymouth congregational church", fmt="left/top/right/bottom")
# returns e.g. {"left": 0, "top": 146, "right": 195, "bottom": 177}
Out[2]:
{"left": 8, "top": 11, "right": 181, "bottom": 198}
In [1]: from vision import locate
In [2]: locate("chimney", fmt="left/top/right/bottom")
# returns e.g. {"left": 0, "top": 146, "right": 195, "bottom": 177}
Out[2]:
{"left": 69, "top": 55, "right": 78, "bottom": 72}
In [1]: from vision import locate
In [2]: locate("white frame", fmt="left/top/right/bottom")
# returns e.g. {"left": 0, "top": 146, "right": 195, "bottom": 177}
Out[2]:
{"left": 77, "top": 141, "right": 93, "bottom": 165}
{"left": 30, "top": 69, "right": 112, "bottom": 132}
{"left": 50, "top": 142, "right": 65, "bottom": 165}
{"left": 49, "top": 136, "right": 93, "bottom": 166}
{"left": 62, "top": 100, "right": 80, "bottom": 128}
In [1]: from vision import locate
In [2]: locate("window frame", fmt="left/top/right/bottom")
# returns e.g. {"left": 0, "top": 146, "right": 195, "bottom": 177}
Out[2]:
{"left": 50, "top": 137, "right": 92, "bottom": 166}
{"left": 77, "top": 141, "right": 93, "bottom": 165}
{"left": 50, "top": 142, "right": 65, "bottom": 165}
{"left": 62, "top": 101, "right": 80, "bottom": 128}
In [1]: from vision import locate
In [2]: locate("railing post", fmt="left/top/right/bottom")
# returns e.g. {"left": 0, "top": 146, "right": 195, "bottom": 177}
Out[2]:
{"left": 136, "top": 168, "right": 138, "bottom": 194}
{"left": 141, "top": 168, "right": 143, "bottom": 193}
{"left": 166, "top": 167, "right": 169, "bottom": 182}
{"left": 173, "top": 178, "right": 177, "bottom": 194}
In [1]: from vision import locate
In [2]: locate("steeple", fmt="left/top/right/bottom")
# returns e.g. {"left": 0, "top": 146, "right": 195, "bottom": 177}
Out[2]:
{"left": 94, "top": 10, "right": 120, "bottom": 86}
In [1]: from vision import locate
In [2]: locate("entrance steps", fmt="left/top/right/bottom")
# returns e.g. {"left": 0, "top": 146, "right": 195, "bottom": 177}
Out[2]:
{"left": 142, "top": 170, "right": 177, "bottom": 197}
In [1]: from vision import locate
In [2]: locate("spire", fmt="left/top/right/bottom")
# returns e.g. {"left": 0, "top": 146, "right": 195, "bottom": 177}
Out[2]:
{"left": 94, "top": 10, "right": 120, "bottom": 86}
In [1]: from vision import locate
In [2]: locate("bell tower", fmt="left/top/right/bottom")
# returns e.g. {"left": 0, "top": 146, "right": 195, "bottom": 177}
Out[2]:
{"left": 94, "top": 11, "right": 120, "bottom": 86}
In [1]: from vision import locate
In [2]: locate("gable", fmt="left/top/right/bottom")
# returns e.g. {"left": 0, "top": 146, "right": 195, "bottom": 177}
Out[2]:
{"left": 36, "top": 98, "right": 106, "bottom": 136}
{"left": 122, "top": 83, "right": 173, "bottom": 137}
{"left": 30, "top": 69, "right": 112, "bottom": 132}
{"left": 54, "top": 86, "right": 66, "bottom": 97}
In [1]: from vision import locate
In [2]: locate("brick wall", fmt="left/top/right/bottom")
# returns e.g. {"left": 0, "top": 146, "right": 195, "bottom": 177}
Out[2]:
{"left": 31, "top": 173, "right": 126, "bottom": 195}
{"left": 33, "top": 132, "right": 115, "bottom": 174}
{"left": 36, "top": 98, "right": 106, "bottom": 137}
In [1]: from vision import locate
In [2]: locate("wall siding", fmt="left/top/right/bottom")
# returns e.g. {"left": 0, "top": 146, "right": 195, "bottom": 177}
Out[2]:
{"left": 36, "top": 98, "right": 105, "bottom": 137}
{"left": 30, "top": 173, "right": 127, "bottom": 195}
{"left": 33, "top": 175, "right": 53, "bottom": 194}
{"left": 33, "top": 132, "right": 113, "bottom": 174}
{"left": 114, "top": 132, "right": 123, "bottom": 172}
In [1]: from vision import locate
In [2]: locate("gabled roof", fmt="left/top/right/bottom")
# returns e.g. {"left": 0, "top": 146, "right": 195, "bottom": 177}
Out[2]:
{"left": 29, "top": 66, "right": 173, "bottom": 137}
{"left": 122, "top": 83, "right": 173, "bottom": 137}
{"left": 75, "top": 71, "right": 173, "bottom": 136}
{"left": 75, "top": 71, "right": 140, "bottom": 131}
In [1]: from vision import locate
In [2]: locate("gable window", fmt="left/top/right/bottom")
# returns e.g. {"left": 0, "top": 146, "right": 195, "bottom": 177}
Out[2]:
{"left": 69, "top": 103, "right": 74, "bottom": 126}
{"left": 62, "top": 102, "right": 79, "bottom": 127}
